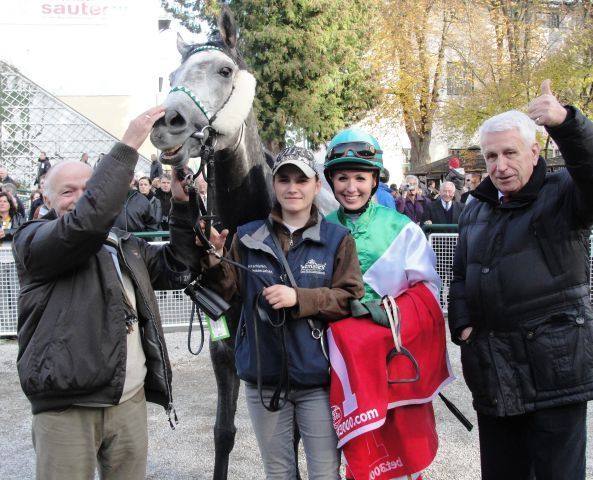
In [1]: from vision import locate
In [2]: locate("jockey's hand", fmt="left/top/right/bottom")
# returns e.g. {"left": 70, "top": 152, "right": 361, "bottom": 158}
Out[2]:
{"left": 121, "top": 105, "right": 166, "bottom": 151}
{"left": 263, "top": 284, "right": 297, "bottom": 310}
{"left": 171, "top": 166, "right": 191, "bottom": 202}
{"left": 527, "top": 79, "right": 567, "bottom": 127}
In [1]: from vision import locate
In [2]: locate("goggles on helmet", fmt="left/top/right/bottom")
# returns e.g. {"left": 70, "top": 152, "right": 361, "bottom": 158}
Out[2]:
{"left": 326, "top": 141, "right": 383, "bottom": 162}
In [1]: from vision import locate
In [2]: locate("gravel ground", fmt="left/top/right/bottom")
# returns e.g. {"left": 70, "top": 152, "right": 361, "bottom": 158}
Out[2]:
{"left": 1, "top": 331, "right": 591, "bottom": 480}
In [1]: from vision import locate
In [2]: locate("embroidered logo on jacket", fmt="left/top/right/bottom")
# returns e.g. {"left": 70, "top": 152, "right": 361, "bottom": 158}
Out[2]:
{"left": 300, "top": 259, "right": 327, "bottom": 275}
{"left": 249, "top": 263, "right": 273, "bottom": 274}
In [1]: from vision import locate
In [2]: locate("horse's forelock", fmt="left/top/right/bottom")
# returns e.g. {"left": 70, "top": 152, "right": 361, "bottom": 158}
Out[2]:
{"left": 181, "top": 39, "right": 247, "bottom": 70}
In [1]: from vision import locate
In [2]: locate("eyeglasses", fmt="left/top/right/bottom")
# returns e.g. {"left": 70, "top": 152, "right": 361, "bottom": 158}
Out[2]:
{"left": 327, "top": 142, "right": 382, "bottom": 161}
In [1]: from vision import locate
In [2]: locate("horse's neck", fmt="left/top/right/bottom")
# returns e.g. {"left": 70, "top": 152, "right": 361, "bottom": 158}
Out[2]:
{"left": 212, "top": 112, "right": 273, "bottom": 231}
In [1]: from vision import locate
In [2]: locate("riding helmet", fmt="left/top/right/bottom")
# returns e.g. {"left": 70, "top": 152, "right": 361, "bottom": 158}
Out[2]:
{"left": 323, "top": 128, "right": 384, "bottom": 194}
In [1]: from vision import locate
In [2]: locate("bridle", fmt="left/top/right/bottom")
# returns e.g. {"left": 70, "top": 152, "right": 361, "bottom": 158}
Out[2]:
{"left": 168, "top": 45, "right": 239, "bottom": 244}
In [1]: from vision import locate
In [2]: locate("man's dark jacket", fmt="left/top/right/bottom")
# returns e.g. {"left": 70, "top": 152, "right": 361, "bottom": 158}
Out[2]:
{"left": 13, "top": 143, "right": 200, "bottom": 415}
{"left": 113, "top": 189, "right": 159, "bottom": 232}
{"left": 421, "top": 199, "right": 463, "bottom": 225}
{"left": 449, "top": 107, "right": 593, "bottom": 417}
{"left": 155, "top": 188, "right": 173, "bottom": 230}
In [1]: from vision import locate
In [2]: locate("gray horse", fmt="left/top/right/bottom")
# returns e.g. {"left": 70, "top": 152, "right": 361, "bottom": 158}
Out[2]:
{"left": 150, "top": 8, "right": 335, "bottom": 480}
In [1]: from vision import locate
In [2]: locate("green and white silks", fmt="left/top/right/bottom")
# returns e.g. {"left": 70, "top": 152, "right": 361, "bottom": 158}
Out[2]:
{"left": 326, "top": 202, "right": 441, "bottom": 302}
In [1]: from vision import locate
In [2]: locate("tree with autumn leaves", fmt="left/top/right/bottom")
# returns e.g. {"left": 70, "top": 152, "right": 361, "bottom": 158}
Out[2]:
{"left": 440, "top": 1, "right": 593, "bottom": 144}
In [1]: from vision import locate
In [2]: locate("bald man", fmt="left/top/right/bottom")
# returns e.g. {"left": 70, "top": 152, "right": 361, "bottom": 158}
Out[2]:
{"left": 13, "top": 106, "right": 202, "bottom": 480}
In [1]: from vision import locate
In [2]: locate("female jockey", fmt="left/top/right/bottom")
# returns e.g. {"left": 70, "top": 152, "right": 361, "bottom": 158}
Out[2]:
{"left": 201, "top": 146, "right": 364, "bottom": 479}
{"left": 323, "top": 129, "right": 448, "bottom": 480}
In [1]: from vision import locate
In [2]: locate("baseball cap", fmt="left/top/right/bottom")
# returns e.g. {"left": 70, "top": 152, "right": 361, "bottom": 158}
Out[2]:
{"left": 272, "top": 146, "right": 318, "bottom": 178}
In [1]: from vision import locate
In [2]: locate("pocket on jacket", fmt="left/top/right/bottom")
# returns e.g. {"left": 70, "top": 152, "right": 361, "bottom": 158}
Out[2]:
{"left": 524, "top": 314, "right": 593, "bottom": 391}
{"left": 460, "top": 338, "right": 491, "bottom": 401}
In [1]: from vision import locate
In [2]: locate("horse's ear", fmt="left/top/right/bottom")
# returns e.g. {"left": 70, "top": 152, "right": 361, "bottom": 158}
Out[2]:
{"left": 176, "top": 32, "right": 193, "bottom": 59}
{"left": 219, "top": 6, "right": 237, "bottom": 50}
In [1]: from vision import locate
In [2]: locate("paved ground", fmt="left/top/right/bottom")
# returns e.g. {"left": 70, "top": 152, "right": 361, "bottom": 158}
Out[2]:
{"left": 1, "top": 331, "right": 591, "bottom": 480}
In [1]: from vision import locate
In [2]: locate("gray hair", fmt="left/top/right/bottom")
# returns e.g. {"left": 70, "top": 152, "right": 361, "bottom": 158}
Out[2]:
{"left": 405, "top": 174, "right": 419, "bottom": 184}
{"left": 440, "top": 181, "right": 456, "bottom": 192}
{"left": 479, "top": 110, "right": 536, "bottom": 151}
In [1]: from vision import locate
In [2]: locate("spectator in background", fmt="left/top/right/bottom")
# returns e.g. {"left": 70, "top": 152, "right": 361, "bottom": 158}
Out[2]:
{"left": 396, "top": 174, "right": 430, "bottom": 224}
{"left": 374, "top": 167, "right": 396, "bottom": 208}
{"left": 150, "top": 153, "right": 163, "bottom": 182}
{"left": 35, "top": 152, "right": 51, "bottom": 187}
{"left": 155, "top": 174, "right": 173, "bottom": 231}
{"left": 422, "top": 181, "right": 463, "bottom": 226}
{"left": 427, "top": 180, "right": 440, "bottom": 200}
{"left": 0, "top": 166, "right": 15, "bottom": 185}
{"left": 29, "top": 175, "right": 49, "bottom": 220}
{"left": 0, "top": 191, "right": 25, "bottom": 243}
{"left": 460, "top": 172, "right": 482, "bottom": 204}
{"left": 1, "top": 182, "right": 26, "bottom": 218}
{"left": 80, "top": 153, "right": 90, "bottom": 165}
{"left": 113, "top": 179, "right": 159, "bottom": 234}
{"left": 137, "top": 176, "right": 162, "bottom": 229}
{"left": 93, "top": 153, "right": 105, "bottom": 170}
{"left": 28, "top": 190, "right": 42, "bottom": 217}
{"left": 389, "top": 183, "right": 401, "bottom": 202}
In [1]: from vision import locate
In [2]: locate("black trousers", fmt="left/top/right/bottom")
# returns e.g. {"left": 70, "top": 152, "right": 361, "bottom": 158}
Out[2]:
{"left": 477, "top": 402, "right": 587, "bottom": 480}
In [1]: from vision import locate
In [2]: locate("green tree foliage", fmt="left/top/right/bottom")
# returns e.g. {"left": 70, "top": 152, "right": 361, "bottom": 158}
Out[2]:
{"left": 161, "top": 1, "right": 379, "bottom": 152}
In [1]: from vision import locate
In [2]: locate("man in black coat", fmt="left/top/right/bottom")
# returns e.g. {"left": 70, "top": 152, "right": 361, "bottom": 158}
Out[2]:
{"left": 155, "top": 173, "right": 173, "bottom": 230}
{"left": 421, "top": 181, "right": 463, "bottom": 226}
{"left": 448, "top": 80, "right": 593, "bottom": 480}
{"left": 35, "top": 152, "right": 51, "bottom": 186}
{"left": 13, "top": 106, "right": 201, "bottom": 479}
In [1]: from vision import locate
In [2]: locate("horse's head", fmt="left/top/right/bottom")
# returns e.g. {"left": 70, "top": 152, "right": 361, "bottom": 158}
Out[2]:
{"left": 150, "top": 8, "right": 256, "bottom": 167}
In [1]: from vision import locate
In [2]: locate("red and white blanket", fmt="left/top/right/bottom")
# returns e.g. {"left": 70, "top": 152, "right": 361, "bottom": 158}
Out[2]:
{"left": 328, "top": 283, "right": 453, "bottom": 480}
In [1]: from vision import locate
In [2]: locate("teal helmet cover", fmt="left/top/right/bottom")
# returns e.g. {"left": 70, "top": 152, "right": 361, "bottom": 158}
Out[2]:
{"left": 324, "top": 129, "right": 384, "bottom": 198}
{"left": 324, "top": 129, "right": 384, "bottom": 171}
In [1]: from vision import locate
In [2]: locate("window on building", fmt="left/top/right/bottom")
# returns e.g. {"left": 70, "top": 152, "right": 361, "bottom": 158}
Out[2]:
{"left": 447, "top": 62, "right": 473, "bottom": 96}
{"left": 548, "top": 12, "right": 560, "bottom": 29}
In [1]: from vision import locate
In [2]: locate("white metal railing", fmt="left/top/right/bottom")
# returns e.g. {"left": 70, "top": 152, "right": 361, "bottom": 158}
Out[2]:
{"left": 2, "top": 235, "right": 593, "bottom": 335}
{"left": 0, "top": 243, "right": 194, "bottom": 336}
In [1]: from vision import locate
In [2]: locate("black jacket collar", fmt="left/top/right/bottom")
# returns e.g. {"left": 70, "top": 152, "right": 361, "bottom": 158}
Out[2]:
{"left": 473, "top": 157, "right": 546, "bottom": 208}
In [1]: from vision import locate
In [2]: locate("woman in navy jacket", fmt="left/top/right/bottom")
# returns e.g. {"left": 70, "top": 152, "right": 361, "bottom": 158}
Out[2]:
{"left": 202, "top": 146, "right": 364, "bottom": 479}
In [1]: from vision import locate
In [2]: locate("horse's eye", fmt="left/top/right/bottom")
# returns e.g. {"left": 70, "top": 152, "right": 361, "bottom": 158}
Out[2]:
{"left": 219, "top": 67, "right": 232, "bottom": 78}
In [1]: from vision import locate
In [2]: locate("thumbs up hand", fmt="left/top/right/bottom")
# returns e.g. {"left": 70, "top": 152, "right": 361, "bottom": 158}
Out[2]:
{"left": 527, "top": 79, "right": 567, "bottom": 127}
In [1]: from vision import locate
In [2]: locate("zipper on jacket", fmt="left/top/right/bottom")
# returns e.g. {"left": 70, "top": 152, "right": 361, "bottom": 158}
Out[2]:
{"left": 118, "top": 238, "right": 176, "bottom": 428}
{"left": 289, "top": 232, "right": 294, "bottom": 248}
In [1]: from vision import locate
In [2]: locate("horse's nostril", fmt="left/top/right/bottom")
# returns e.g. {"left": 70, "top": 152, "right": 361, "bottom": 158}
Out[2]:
{"left": 164, "top": 109, "right": 187, "bottom": 132}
